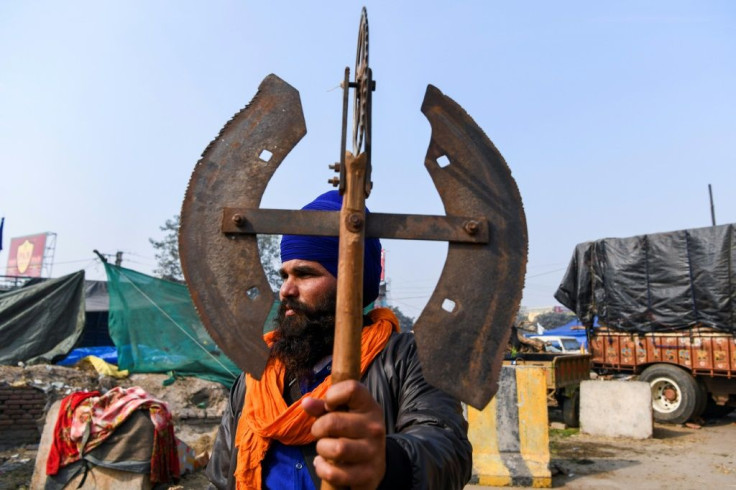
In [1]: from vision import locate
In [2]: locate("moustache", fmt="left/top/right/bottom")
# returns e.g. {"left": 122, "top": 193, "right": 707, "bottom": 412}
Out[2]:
{"left": 279, "top": 299, "right": 311, "bottom": 316}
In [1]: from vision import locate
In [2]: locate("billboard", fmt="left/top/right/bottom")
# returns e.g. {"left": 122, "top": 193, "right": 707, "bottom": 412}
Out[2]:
{"left": 6, "top": 234, "right": 48, "bottom": 277}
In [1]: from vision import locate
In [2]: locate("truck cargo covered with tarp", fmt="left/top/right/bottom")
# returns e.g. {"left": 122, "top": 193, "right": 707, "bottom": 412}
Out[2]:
{"left": 104, "top": 263, "right": 240, "bottom": 386}
{"left": 0, "top": 270, "right": 86, "bottom": 365}
{"left": 555, "top": 223, "right": 736, "bottom": 334}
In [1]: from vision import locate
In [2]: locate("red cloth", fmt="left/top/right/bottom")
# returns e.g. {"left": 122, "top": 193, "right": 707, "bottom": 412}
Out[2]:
{"left": 46, "top": 386, "right": 180, "bottom": 482}
{"left": 46, "top": 390, "right": 99, "bottom": 476}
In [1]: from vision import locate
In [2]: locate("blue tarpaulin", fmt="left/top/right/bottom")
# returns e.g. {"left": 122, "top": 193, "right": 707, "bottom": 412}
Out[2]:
{"left": 57, "top": 346, "right": 118, "bottom": 366}
{"left": 536, "top": 319, "right": 589, "bottom": 350}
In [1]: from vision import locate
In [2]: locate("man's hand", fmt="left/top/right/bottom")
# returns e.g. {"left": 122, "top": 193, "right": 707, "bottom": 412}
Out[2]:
{"left": 302, "top": 380, "right": 386, "bottom": 490}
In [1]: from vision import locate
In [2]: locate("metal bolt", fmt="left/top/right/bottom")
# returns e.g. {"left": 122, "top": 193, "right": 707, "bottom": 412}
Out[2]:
{"left": 329, "top": 163, "right": 341, "bottom": 172}
{"left": 232, "top": 214, "right": 245, "bottom": 227}
{"left": 346, "top": 213, "right": 364, "bottom": 231}
{"left": 328, "top": 177, "right": 340, "bottom": 187}
{"left": 464, "top": 220, "right": 480, "bottom": 235}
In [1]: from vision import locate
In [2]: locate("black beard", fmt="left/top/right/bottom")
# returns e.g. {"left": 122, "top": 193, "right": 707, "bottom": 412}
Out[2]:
{"left": 270, "top": 296, "right": 336, "bottom": 384}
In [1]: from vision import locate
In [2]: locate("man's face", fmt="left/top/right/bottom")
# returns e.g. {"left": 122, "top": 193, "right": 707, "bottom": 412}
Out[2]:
{"left": 272, "top": 259, "right": 337, "bottom": 378}
{"left": 278, "top": 259, "right": 337, "bottom": 315}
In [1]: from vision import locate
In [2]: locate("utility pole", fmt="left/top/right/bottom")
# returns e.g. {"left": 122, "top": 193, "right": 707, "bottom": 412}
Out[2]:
{"left": 115, "top": 251, "right": 123, "bottom": 267}
{"left": 708, "top": 184, "right": 716, "bottom": 226}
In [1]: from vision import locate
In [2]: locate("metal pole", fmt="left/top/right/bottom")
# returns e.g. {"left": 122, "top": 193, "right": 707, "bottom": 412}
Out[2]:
{"left": 708, "top": 184, "right": 716, "bottom": 226}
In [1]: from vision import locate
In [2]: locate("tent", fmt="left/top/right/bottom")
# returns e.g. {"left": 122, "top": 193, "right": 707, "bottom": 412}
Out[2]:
{"left": 103, "top": 263, "right": 240, "bottom": 386}
{"left": 0, "top": 264, "right": 247, "bottom": 386}
{"left": 0, "top": 271, "right": 86, "bottom": 365}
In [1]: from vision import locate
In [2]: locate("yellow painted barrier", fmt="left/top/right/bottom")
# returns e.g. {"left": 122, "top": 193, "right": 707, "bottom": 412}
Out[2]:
{"left": 468, "top": 365, "right": 551, "bottom": 487}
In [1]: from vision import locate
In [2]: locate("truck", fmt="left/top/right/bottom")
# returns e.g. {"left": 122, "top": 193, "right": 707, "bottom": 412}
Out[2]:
{"left": 554, "top": 223, "right": 736, "bottom": 424}
{"left": 504, "top": 352, "right": 591, "bottom": 427}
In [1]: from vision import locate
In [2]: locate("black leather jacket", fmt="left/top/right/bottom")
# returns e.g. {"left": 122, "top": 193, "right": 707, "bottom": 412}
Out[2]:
{"left": 206, "top": 332, "right": 472, "bottom": 489}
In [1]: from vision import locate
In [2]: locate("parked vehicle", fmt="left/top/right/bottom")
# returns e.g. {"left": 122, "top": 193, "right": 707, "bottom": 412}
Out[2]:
{"left": 528, "top": 335, "right": 581, "bottom": 353}
{"left": 555, "top": 223, "right": 736, "bottom": 424}
{"left": 504, "top": 352, "right": 591, "bottom": 427}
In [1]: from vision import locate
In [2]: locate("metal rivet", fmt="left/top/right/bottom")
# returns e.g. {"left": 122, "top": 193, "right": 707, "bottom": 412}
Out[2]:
{"left": 232, "top": 214, "right": 245, "bottom": 227}
{"left": 464, "top": 220, "right": 480, "bottom": 235}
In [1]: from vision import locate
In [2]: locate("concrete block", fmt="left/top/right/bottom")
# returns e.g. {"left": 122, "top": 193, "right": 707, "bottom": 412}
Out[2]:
{"left": 580, "top": 380, "right": 652, "bottom": 439}
{"left": 468, "top": 365, "right": 551, "bottom": 487}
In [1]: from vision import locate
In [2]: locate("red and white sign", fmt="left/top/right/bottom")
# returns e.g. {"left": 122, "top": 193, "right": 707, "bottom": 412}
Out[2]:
{"left": 6, "top": 234, "right": 47, "bottom": 277}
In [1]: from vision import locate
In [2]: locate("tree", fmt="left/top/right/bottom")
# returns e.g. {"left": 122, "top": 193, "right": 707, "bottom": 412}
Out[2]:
{"left": 257, "top": 234, "right": 282, "bottom": 292}
{"left": 388, "top": 305, "right": 415, "bottom": 333}
{"left": 150, "top": 215, "right": 183, "bottom": 282}
{"left": 535, "top": 311, "right": 576, "bottom": 330}
{"left": 150, "top": 214, "right": 282, "bottom": 290}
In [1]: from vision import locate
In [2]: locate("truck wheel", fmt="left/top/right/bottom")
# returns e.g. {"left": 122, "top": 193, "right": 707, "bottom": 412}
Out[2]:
{"left": 562, "top": 392, "right": 580, "bottom": 428}
{"left": 639, "top": 364, "right": 700, "bottom": 424}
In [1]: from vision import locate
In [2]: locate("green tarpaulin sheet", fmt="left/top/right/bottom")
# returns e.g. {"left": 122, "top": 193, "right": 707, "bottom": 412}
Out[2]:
{"left": 104, "top": 264, "right": 239, "bottom": 386}
{"left": 0, "top": 271, "right": 86, "bottom": 365}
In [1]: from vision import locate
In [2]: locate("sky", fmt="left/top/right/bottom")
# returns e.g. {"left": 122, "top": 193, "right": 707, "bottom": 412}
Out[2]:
{"left": 1, "top": 1, "right": 735, "bottom": 319}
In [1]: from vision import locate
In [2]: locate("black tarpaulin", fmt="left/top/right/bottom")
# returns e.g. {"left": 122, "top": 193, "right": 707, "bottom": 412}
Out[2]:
{"left": 554, "top": 223, "right": 736, "bottom": 334}
{"left": 0, "top": 270, "right": 86, "bottom": 364}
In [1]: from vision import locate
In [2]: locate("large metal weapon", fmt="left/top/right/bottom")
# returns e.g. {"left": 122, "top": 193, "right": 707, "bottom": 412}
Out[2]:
{"left": 179, "top": 8, "right": 526, "bottom": 416}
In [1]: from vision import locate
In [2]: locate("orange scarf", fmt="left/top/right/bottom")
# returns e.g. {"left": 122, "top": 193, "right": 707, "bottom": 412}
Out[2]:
{"left": 233, "top": 308, "right": 399, "bottom": 489}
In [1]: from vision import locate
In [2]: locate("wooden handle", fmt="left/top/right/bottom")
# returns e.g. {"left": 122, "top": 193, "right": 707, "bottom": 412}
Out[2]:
{"left": 321, "top": 151, "right": 367, "bottom": 490}
{"left": 332, "top": 151, "right": 368, "bottom": 383}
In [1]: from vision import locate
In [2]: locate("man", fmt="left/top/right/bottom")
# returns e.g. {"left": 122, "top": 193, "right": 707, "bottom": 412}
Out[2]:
{"left": 207, "top": 191, "right": 472, "bottom": 489}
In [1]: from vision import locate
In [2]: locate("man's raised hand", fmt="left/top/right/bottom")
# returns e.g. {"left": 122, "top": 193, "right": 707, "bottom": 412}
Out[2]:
{"left": 302, "top": 380, "right": 386, "bottom": 490}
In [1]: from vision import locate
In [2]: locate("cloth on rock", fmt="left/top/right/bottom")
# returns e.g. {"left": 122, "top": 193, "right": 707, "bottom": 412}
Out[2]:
{"left": 46, "top": 390, "right": 100, "bottom": 477}
{"left": 46, "top": 385, "right": 180, "bottom": 483}
{"left": 233, "top": 307, "right": 399, "bottom": 490}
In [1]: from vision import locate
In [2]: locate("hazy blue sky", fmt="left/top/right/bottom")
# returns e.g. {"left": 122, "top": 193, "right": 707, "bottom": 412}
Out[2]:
{"left": 2, "top": 1, "right": 734, "bottom": 318}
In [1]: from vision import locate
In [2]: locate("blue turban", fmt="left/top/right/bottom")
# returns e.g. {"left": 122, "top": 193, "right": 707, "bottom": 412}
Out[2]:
{"left": 280, "top": 190, "right": 382, "bottom": 306}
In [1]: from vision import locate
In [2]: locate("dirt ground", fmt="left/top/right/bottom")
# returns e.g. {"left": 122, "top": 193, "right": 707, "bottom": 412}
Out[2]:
{"left": 2, "top": 365, "right": 735, "bottom": 489}
{"left": 4, "top": 413, "right": 735, "bottom": 490}
{"left": 469, "top": 408, "right": 736, "bottom": 490}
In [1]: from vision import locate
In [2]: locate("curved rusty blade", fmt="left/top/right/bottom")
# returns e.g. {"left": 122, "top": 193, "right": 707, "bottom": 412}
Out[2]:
{"left": 179, "top": 74, "right": 307, "bottom": 379}
{"left": 415, "top": 85, "right": 528, "bottom": 410}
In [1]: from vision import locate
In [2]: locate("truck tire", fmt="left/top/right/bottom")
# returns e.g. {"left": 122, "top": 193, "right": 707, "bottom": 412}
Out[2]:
{"left": 562, "top": 391, "right": 580, "bottom": 428}
{"left": 639, "top": 364, "right": 701, "bottom": 424}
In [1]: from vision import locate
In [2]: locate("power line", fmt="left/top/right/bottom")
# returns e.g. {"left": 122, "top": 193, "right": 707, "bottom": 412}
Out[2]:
{"left": 526, "top": 267, "right": 567, "bottom": 279}
{"left": 52, "top": 258, "right": 101, "bottom": 265}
